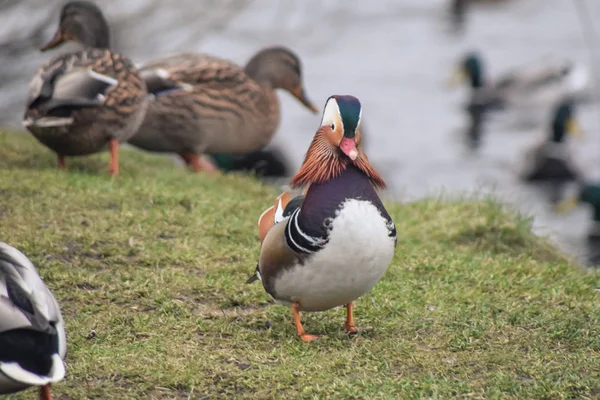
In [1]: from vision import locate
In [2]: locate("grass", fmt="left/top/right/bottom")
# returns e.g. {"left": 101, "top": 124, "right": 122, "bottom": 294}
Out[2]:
{"left": 1, "top": 130, "right": 599, "bottom": 399}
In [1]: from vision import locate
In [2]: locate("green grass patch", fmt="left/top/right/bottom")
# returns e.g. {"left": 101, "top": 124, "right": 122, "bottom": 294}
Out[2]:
{"left": 1, "top": 131, "right": 599, "bottom": 399}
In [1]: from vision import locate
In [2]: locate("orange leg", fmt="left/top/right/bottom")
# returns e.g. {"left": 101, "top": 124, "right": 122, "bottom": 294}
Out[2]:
{"left": 343, "top": 302, "right": 372, "bottom": 334}
{"left": 178, "top": 152, "right": 219, "bottom": 173}
{"left": 57, "top": 155, "right": 66, "bottom": 170}
{"left": 292, "top": 302, "right": 320, "bottom": 343}
{"left": 109, "top": 139, "right": 119, "bottom": 176}
{"left": 40, "top": 384, "right": 52, "bottom": 400}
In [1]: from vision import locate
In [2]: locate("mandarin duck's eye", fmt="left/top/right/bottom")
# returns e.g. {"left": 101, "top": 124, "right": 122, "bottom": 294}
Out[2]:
{"left": 330, "top": 124, "right": 335, "bottom": 130}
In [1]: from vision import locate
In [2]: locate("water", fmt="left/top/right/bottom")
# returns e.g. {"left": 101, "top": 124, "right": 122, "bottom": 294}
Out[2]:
{"left": 2, "top": 0, "right": 600, "bottom": 263}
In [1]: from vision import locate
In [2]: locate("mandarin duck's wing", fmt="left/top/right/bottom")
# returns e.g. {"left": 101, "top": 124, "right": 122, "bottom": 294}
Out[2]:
{"left": 257, "top": 192, "right": 293, "bottom": 245}
{"left": 252, "top": 221, "right": 304, "bottom": 292}
{"left": 247, "top": 192, "right": 306, "bottom": 284}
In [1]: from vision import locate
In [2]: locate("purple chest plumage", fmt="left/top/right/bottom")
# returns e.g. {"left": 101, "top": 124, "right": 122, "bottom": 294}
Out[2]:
{"left": 285, "top": 166, "right": 395, "bottom": 255}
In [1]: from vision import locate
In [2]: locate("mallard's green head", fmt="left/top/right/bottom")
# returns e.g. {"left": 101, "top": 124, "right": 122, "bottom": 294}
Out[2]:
{"left": 464, "top": 53, "right": 484, "bottom": 88}
{"left": 550, "top": 99, "right": 582, "bottom": 143}
{"left": 557, "top": 183, "right": 600, "bottom": 217}
{"left": 579, "top": 184, "right": 600, "bottom": 222}
{"left": 455, "top": 52, "right": 485, "bottom": 89}
{"left": 579, "top": 184, "right": 600, "bottom": 206}
{"left": 41, "top": 1, "right": 110, "bottom": 51}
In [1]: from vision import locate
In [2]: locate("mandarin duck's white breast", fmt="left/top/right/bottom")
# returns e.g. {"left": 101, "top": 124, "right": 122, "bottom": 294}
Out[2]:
{"left": 270, "top": 166, "right": 395, "bottom": 311}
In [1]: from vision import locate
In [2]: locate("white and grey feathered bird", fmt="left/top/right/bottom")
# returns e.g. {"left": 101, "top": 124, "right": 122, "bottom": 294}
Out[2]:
{"left": 0, "top": 242, "right": 66, "bottom": 399}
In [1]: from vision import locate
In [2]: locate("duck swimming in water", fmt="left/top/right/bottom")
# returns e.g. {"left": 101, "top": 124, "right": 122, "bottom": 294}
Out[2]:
{"left": 519, "top": 98, "right": 583, "bottom": 203}
{"left": 451, "top": 51, "right": 590, "bottom": 129}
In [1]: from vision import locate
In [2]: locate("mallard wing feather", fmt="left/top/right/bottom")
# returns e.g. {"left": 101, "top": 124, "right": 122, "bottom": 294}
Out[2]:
{"left": 25, "top": 49, "right": 142, "bottom": 129}
{"left": 138, "top": 53, "right": 248, "bottom": 95}
{"left": 492, "top": 60, "right": 589, "bottom": 108}
{"left": 27, "top": 68, "right": 118, "bottom": 126}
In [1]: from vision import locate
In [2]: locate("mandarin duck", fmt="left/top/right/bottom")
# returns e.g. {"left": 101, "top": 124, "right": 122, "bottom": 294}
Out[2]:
{"left": 23, "top": 1, "right": 148, "bottom": 176}
{"left": 247, "top": 95, "right": 397, "bottom": 342}
{"left": 127, "top": 47, "right": 318, "bottom": 172}
{"left": 0, "top": 242, "right": 66, "bottom": 399}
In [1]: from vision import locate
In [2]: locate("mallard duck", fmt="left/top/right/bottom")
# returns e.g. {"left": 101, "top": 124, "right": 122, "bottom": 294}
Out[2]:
{"left": 451, "top": 51, "right": 590, "bottom": 122}
{"left": 23, "top": 1, "right": 148, "bottom": 176}
{"left": 463, "top": 100, "right": 488, "bottom": 150}
{"left": 210, "top": 147, "right": 290, "bottom": 178}
{"left": 127, "top": 47, "right": 318, "bottom": 172}
{"left": 557, "top": 184, "right": 600, "bottom": 240}
{"left": 0, "top": 242, "right": 66, "bottom": 399}
{"left": 246, "top": 95, "right": 397, "bottom": 342}
{"left": 520, "top": 98, "right": 582, "bottom": 183}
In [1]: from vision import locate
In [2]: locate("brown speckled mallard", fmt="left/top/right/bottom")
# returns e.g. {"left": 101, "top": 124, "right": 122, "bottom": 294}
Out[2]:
{"left": 128, "top": 47, "right": 318, "bottom": 172}
{"left": 23, "top": 1, "right": 148, "bottom": 176}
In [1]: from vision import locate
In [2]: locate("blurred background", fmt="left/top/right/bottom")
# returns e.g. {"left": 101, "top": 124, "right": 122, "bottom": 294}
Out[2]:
{"left": 2, "top": 0, "right": 600, "bottom": 263}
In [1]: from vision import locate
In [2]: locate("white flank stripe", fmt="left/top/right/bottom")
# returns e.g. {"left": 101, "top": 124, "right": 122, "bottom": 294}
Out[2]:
{"left": 0, "top": 362, "right": 52, "bottom": 386}
{"left": 293, "top": 210, "right": 327, "bottom": 247}
{"left": 286, "top": 211, "right": 313, "bottom": 253}
{"left": 48, "top": 354, "right": 65, "bottom": 382}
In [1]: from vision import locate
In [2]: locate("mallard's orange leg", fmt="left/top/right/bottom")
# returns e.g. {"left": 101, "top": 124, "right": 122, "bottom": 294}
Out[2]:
{"left": 108, "top": 139, "right": 119, "bottom": 176}
{"left": 40, "top": 384, "right": 52, "bottom": 400}
{"left": 343, "top": 302, "right": 372, "bottom": 334}
{"left": 292, "top": 302, "right": 320, "bottom": 342}
{"left": 57, "top": 155, "right": 66, "bottom": 170}
{"left": 178, "top": 152, "right": 219, "bottom": 173}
